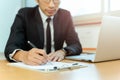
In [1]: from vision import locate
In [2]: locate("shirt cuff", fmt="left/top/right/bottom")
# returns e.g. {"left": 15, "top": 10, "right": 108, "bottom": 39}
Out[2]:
{"left": 9, "top": 49, "right": 22, "bottom": 62}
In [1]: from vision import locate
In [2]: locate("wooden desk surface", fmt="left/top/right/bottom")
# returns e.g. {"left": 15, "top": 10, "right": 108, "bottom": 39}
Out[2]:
{"left": 0, "top": 60, "right": 120, "bottom": 80}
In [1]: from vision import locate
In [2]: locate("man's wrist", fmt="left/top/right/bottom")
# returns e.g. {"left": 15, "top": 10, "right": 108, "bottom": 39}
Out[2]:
{"left": 62, "top": 48, "right": 67, "bottom": 53}
{"left": 61, "top": 48, "right": 67, "bottom": 56}
{"left": 9, "top": 49, "right": 22, "bottom": 62}
{"left": 13, "top": 50, "right": 27, "bottom": 62}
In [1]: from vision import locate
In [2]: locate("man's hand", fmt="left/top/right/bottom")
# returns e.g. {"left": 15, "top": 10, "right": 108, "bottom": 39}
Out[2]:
{"left": 48, "top": 50, "right": 66, "bottom": 62}
{"left": 13, "top": 48, "right": 48, "bottom": 65}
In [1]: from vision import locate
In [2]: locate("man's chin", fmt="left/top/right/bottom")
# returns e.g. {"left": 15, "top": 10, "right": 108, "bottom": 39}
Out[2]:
{"left": 47, "top": 13, "right": 55, "bottom": 17}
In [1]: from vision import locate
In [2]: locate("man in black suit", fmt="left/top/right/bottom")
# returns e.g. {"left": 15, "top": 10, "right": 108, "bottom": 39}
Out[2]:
{"left": 4, "top": 0, "right": 82, "bottom": 65}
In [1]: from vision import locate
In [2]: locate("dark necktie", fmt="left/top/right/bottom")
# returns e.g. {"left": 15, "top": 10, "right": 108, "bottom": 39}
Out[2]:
{"left": 46, "top": 18, "right": 51, "bottom": 54}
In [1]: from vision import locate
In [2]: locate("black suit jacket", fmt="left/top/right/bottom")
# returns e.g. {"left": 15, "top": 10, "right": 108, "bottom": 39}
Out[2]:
{"left": 4, "top": 6, "right": 82, "bottom": 62}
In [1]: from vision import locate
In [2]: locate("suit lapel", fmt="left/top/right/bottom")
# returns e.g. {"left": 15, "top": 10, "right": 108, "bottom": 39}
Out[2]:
{"left": 34, "top": 6, "right": 44, "bottom": 48}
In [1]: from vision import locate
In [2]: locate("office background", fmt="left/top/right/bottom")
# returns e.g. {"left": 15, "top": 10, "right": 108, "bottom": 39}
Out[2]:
{"left": 0, "top": 0, "right": 120, "bottom": 53}
{"left": 0, "top": 0, "right": 23, "bottom": 53}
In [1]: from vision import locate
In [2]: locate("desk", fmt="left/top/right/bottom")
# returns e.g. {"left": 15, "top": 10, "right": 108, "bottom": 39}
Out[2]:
{"left": 0, "top": 60, "right": 120, "bottom": 80}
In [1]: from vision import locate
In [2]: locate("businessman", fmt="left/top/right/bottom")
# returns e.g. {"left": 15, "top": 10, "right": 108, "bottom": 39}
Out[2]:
{"left": 4, "top": 0, "right": 82, "bottom": 65}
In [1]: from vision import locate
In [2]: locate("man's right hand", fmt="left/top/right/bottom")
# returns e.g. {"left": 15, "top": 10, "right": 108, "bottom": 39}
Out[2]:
{"left": 13, "top": 48, "right": 48, "bottom": 65}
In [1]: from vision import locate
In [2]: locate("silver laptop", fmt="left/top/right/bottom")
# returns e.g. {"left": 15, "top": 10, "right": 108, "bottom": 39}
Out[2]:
{"left": 66, "top": 16, "right": 120, "bottom": 62}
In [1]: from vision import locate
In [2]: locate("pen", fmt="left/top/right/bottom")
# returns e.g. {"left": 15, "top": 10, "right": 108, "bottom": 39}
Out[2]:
{"left": 27, "top": 41, "right": 37, "bottom": 48}
{"left": 27, "top": 41, "right": 52, "bottom": 65}
{"left": 27, "top": 41, "right": 42, "bottom": 56}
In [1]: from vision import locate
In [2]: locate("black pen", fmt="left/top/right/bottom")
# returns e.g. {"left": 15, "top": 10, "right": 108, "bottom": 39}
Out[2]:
{"left": 28, "top": 41, "right": 43, "bottom": 55}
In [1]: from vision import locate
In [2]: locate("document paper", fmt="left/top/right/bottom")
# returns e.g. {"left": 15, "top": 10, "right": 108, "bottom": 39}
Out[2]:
{"left": 8, "top": 62, "right": 87, "bottom": 71}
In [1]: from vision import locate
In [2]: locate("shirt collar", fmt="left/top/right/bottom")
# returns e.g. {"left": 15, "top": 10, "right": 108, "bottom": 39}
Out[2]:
{"left": 38, "top": 7, "right": 54, "bottom": 23}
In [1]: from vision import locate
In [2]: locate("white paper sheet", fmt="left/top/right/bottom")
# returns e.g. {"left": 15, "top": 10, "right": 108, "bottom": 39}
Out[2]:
{"left": 8, "top": 62, "right": 87, "bottom": 72}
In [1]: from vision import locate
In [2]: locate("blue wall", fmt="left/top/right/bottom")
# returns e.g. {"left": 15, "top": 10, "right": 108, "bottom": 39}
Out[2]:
{"left": 0, "top": 0, "right": 22, "bottom": 52}
{"left": 25, "top": 0, "right": 37, "bottom": 7}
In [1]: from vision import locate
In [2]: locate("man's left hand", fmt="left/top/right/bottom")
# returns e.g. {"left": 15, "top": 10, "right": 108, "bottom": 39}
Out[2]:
{"left": 48, "top": 50, "right": 66, "bottom": 61}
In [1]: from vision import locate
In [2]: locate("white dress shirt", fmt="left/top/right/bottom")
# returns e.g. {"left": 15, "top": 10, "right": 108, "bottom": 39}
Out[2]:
{"left": 38, "top": 7, "right": 54, "bottom": 52}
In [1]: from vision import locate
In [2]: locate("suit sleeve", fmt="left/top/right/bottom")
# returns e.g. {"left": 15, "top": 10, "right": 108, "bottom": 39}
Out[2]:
{"left": 63, "top": 11, "right": 82, "bottom": 56}
{"left": 4, "top": 9, "right": 27, "bottom": 62}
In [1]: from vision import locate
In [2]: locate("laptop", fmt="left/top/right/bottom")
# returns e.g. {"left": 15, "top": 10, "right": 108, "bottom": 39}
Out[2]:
{"left": 66, "top": 16, "right": 120, "bottom": 62}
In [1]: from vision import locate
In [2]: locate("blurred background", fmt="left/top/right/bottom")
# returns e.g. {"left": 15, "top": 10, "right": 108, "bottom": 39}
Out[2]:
{"left": 0, "top": 0, "right": 120, "bottom": 57}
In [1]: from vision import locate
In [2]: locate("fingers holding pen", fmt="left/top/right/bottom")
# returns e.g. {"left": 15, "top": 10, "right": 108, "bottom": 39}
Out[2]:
{"left": 24, "top": 48, "right": 48, "bottom": 65}
{"left": 27, "top": 41, "right": 49, "bottom": 65}
{"left": 35, "top": 49, "right": 48, "bottom": 59}
{"left": 34, "top": 49, "right": 48, "bottom": 63}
